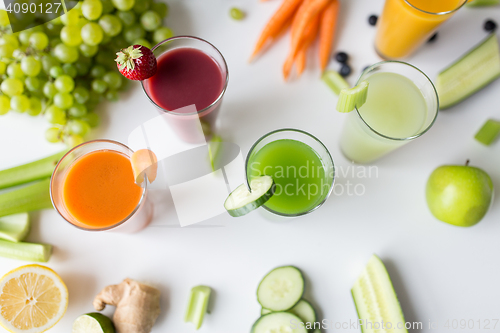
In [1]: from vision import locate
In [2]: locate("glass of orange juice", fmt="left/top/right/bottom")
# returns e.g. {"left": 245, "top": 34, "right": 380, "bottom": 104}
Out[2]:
{"left": 375, "top": 0, "right": 467, "bottom": 59}
{"left": 50, "top": 140, "right": 154, "bottom": 233}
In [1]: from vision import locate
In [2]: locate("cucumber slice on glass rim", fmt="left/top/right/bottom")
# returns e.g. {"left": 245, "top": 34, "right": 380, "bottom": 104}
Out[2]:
{"left": 336, "top": 81, "right": 369, "bottom": 113}
{"left": 224, "top": 176, "right": 275, "bottom": 217}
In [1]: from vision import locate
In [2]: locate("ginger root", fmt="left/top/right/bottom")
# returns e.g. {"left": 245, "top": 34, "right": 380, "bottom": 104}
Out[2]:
{"left": 93, "top": 278, "right": 161, "bottom": 333}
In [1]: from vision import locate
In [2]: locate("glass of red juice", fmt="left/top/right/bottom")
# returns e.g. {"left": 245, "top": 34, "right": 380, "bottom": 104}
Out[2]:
{"left": 141, "top": 36, "right": 229, "bottom": 143}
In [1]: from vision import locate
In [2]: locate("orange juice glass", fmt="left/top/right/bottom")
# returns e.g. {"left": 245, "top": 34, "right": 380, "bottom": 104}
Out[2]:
{"left": 375, "top": 0, "right": 467, "bottom": 59}
{"left": 50, "top": 140, "right": 153, "bottom": 233}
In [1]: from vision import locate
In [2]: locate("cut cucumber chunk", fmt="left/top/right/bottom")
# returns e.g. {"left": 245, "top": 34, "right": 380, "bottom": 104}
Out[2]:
{"left": 72, "top": 313, "right": 115, "bottom": 333}
{"left": 0, "top": 212, "right": 30, "bottom": 242}
{"left": 336, "top": 81, "right": 369, "bottom": 113}
{"left": 185, "top": 285, "right": 211, "bottom": 329}
{"left": 224, "top": 176, "right": 275, "bottom": 217}
{"left": 0, "top": 239, "right": 52, "bottom": 262}
{"left": 466, "top": 0, "right": 499, "bottom": 6}
{"left": 437, "top": 33, "right": 500, "bottom": 109}
{"left": 322, "top": 70, "right": 350, "bottom": 95}
{"left": 351, "top": 255, "right": 408, "bottom": 333}
{"left": 475, "top": 119, "right": 500, "bottom": 145}
{"left": 257, "top": 266, "right": 304, "bottom": 311}
{"left": 288, "top": 299, "right": 317, "bottom": 331}
{"left": 251, "top": 312, "right": 308, "bottom": 333}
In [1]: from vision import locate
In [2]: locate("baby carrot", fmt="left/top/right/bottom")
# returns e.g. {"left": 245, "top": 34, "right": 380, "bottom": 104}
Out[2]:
{"left": 319, "top": 0, "right": 339, "bottom": 71}
{"left": 250, "top": 0, "right": 304, "bottom": 61}
{"left": 296, "top": 15, "right": 320, "bottom": 76}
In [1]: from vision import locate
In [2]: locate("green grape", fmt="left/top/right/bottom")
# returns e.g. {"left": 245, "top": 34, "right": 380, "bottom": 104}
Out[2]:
{"left": 44, "top": 22, "right": 62, "bottom": 37}
{"left": 67, "top": 119, "right": 90, "bottom": 136}
{"left": 151, "top": 2, "right": 168, "bottom": 18}
{"left": 78, "top": 43, "right": 98, "bottom": 57}
{"left": 25, "top": 77, "right": 40, "bottom": 91}
{"left": 95, "top": 49, "right": 116, "bottom": 68}
{"left": 7, "top": 63, "right": 25, "bottom": 79}
{"left": 68, "top": 103, "right": 87, "bottom": 117}
{"left": 76, "top": 17, "right": 90, "bottom": 29}
{"left": 1, "top": 78, "right": 24, "bottom": 96}
{"left": 65, "top": 134, "right": 84, "bottom": 147}
{"left": 20, "top": 56, "right": 42, "bottom": 77}
{"left": 29, "top": 32, "right": 49, "bottom": 50}
{"left": 105, "top": 90, "right": 119, "bottom": 102}
{"left": 99, "top": 14, "right": 122, "bottom": 37}
{"left": 153, "top": 26, "right": 173, "bottom": 44}
{"left": 43, "top": 81, "right": 58, "bottom": 98}
{"left": 10, "top": 95, "right": 30, "bottom": 113}
{"left": 54, "top": 92, "right": 74, "bottom": 109}
{"left": 73, "top": 86, "right": 90, "bottom": 104}
{"left": 81, "top": 112, "right": 99, "bottom": 127}
{"left": 1, "top": 34, "right": 20, "bottom": 49}
{"left": 0, "top": 44, "right": 15, "bottom": 58}
{"left": 0, "top": 95, "right": 10, "bottom": 115}
{"left": 102, "top": 72, "right": 122, "bottom": 90}
{"left": 49, "top": 65, "right": 64, "bottom": 78}
{"left": 88, "top": 91, "right": 102, "bottom": 104}
{"left": 27, "top": 97, "right": 42, "bottom": 116}
{"left": 230, "top": 7, "right": 245, "bottom": 20}
{"left": 133, "top": 0, "right": 150, "bottom": 14}
{"left": 18, "top": 31, "right": 32, "bottom": 46}
{"left": 74, "top": 62, "right": 90, "bottom": 75}
{"left": 101, "top": 33, "right": 112, "bottom": 44}
{"left": 45, "top": 105, "right": 66, "bottom": 124}
{"left": 45, "top": 127, "right": 62, "bottom": 143}
{"left": 50, "top": 37, "right": 62, "bottom": 50}
{"left": 124, "top": 24, "right": 145, "bottom": 43}
{"left": 55, "top": 75, "right": 75, "bottom": 93}
{"left": 91, "top": 79, "right": 108, "bottom": 93}
{"left": 117, "top": 10, "right": 136, "bottom": 27}
{"left": 112, "top": 0, "right": 135, "bottom": 11}
{"left": 133, "top": 38, "right": 151, "bottom": 49}
{"left": 101, "top": 0, "right": 114, "bottom": 14}
{"left": 140, "top": 11, "right": 161, "bottom": 31}
{"left": 0, "top": 61, "right": 6, "bottom": 75}
{"left": 54, "top": 43, "right": 79, "bottom": 63}
{"left": 81, "top": 22, "right": 103, "bottom": 46}
{"left": 51, "top": 16, "right": 63, "bottom": 25}
{"left": 90, "top": 65, "right": 107, "bottom": 78}
{"left": 61, "top": 8, "right": 82, "bottom": 26}
{"left": 42, "top": 55, "right": 60, "bottom": 74}
{"left": 0, "top": 9, "right": 10, "bottom": 27}
{"left": 60, "top": 25, "right": 82, "bottom": 46}
{"left": 111, "top": 35, "right": 128, "bottom": 50}
{"left": 82, "top": 0, "right": 103, "bottom": 20}
{"left": 62, "top": 63, "right": 77, "bottom": 78}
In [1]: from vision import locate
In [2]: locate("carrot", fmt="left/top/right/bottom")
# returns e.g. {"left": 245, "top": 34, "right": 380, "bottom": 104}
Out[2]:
{"left": 289, "top": 0, "right": 331, "bottom": 60}
{"left": 250, "top": 0, "right": 304, "bottom": 61}
{"left": 319, "top": 0, "right": 339, "bottom": 71}
{"left": 296, "top": 15, "right": 320, "bottom": 76}
{"left": 282, "top": 52, "right": 295, "bottom": 80}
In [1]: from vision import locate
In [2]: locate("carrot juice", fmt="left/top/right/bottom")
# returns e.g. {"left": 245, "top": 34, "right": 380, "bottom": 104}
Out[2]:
{"left": 375, "top": 0, "right": 466, "bottom": 59}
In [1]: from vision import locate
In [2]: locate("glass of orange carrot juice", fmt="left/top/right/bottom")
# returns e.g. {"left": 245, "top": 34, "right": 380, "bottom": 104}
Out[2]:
{"left": 50, "top": 140, "right": 153, "bottom": 233}
{"left": 375, "top": 0, "right": 467, "bottom": 59}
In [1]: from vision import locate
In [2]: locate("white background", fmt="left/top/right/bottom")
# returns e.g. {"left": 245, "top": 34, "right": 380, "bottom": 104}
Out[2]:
{"left": 1, "top": 0, "right": 500, "bottom": 332}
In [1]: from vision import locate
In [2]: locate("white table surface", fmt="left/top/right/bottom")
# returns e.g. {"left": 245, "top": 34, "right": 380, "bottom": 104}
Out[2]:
{"left": 1, "top": 0, "right": 500, "bottom": 332}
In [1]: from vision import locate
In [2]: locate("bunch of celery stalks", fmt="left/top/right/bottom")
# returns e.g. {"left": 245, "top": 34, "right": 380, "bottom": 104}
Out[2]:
{"left": 0, "top": 150, "right": 66, "bottom": 263}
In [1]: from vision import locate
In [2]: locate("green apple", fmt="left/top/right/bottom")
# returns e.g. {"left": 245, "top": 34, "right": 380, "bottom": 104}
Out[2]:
{"left": 426, "top": 164, "right": 494, "bottom": 227}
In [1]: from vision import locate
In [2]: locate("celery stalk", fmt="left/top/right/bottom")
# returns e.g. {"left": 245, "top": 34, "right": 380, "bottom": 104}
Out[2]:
{"left": 0, "top": 150, "right": 66, "bottom": 190}
{"left": 0, "top": 178, "right": 53, "bottom": 218}
{"left": 0, "top": 239, "right": 52, "bottom": 262}
{"left": 0, "top": 213, "right": 30, "bottom": 242}
{"left": 185, "top": 286, "right": 212, "bottom": 329}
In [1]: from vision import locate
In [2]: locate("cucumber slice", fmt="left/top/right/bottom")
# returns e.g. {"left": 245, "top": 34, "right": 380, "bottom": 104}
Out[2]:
{"left": 322, "top": 70, "right": 350, "bottom": 95}
{"left": 475, "top": 119, "right": 500, "bottom": 145}
{"left": 466, "top": 0, "right": 499, "bottom": 6}
{"left": 251, "top": 312, "right": 308, "bottom": 333}
{"left": 185, "top": 285, "right": 211, "bottom": 329}
{"left": 224, "top": 176, "right": 275, "bottom": 217}
{"left": 261, "top": 308, "right": 272, "bottom": 315}
{"left": 288, "top": 299, "right": 317, "bottom": 331}
{"left": 351, "top": 255, "right": 408, "bottom": 333}
{"left": 257, "top": 266, "right": 304, "bottom": 312}
{"left": 336, "top": 81, "right": 369, "bottom": 113}
{"left": 0, "top": 239, "right": 52, "bottom": 262}
{"left": 437, "top": 33, "right": 500, "bottom": 109}
{"left": 0, "top": 212, "right": 30, "bottom": 242}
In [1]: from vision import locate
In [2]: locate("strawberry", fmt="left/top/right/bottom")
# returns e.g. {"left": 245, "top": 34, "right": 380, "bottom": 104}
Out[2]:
{"left": 115, "top": 45, "right": 157, "bottom": 81}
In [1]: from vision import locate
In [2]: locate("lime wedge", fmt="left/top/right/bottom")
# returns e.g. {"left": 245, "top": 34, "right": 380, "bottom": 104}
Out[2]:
{"left": 475, "top": 119, "right": 500, "bottom": 145}
{"left": 0, "top": 212, "right": 30, "bottom": 242}
{"left": 336, "top": 81, "right": 369, "bottom": 113}
{"left": 322, "top": 70, "right": 350, "bottom": 95}
{"left": 72, "top": 313, "right": 115, "bottom": 333}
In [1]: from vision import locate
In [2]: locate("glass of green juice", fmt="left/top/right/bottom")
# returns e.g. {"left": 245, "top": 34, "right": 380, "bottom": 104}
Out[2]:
{"left": 340, "top": 61, "right": 439, "bottom": 164}
{"left": 246, "top": 129, "right": 335, "bottom": 217}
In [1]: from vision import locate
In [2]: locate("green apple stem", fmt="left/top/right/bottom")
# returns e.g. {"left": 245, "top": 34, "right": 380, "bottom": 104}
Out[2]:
{"left": 466, "top": 159, "right": 470, "bottom": 166}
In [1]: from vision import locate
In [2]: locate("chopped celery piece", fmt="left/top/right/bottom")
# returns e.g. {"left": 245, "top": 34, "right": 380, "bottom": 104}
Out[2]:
{"left": 185, "top": 285, "right": 211, "bottom": 329}
{"left": 0, "top": 151, "right": 66, "bottom": 190}
{"left": 0, "top": 178, "right": 53, "bottom": 218}
{"left": 336, "top": 81, "right": 369, "bottom": 113}
{"left": 467, "top": 0, "right": 499, "bottom": 6}
{"left": 322, "top": 70, "right": 349, "bottom": 95}
{"left": 208, "top": 135, "right": 223, "bottom": 172}
{"left": 0, "top": 212, "right": 30, "bottom": 242}
{"left": 0, "top": 239, "right": 52, "bottom": 262}
{"left": 475, "top": 119, "right": 500, "bottom": 145}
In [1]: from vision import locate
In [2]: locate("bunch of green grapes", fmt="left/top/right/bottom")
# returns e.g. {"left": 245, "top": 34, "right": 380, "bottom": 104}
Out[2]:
{"left": 0, "top": 0, "right": 173, "bottom": 146}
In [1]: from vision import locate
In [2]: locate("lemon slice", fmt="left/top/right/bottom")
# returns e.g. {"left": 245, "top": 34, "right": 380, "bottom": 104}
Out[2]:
{"left": 0, "top": 265, "right": 68, "bottom": 333}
